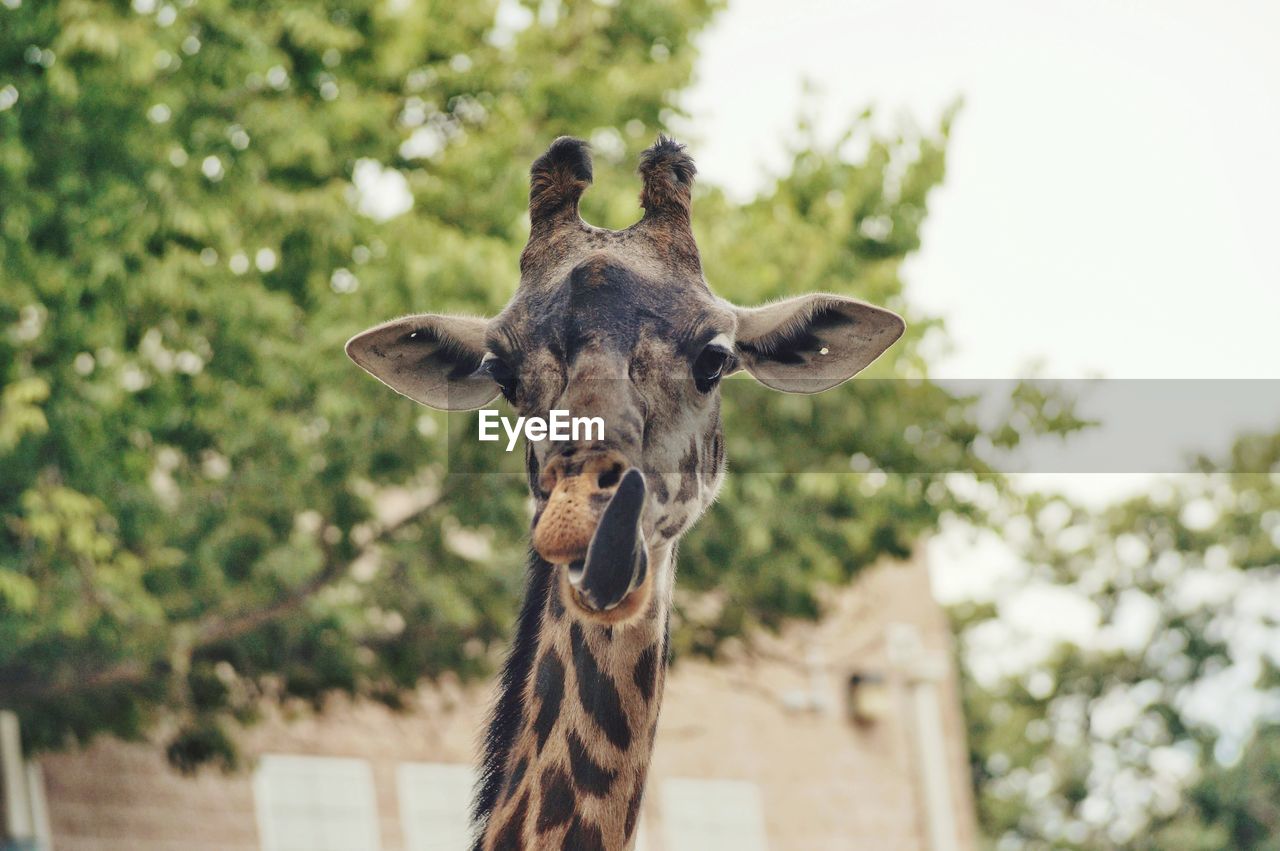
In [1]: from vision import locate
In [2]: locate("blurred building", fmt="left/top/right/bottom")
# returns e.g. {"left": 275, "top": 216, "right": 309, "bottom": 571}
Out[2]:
{"left": 11, "top": 552, "right": 976, "bottom": 851}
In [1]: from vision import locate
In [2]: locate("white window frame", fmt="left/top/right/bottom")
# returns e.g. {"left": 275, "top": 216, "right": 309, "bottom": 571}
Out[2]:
{"left": 661, "top": 777, "right": 769, "bottom": 851}
{"left": 253, "top": 754, "right": 382, "bottom": 851}
{"left": 396, "top": 762, "right": 476, "bottom": 851}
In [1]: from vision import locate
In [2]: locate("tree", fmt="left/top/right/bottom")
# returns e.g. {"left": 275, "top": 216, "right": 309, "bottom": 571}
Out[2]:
{"left": 2, "top": 0, "right": 1057, "bottom": 769}
{"left": 954, "top": 431, "right": 1280, "bottom": 849}
{"left": 1148, "top": 723, "right": 1280, "bottom": 851}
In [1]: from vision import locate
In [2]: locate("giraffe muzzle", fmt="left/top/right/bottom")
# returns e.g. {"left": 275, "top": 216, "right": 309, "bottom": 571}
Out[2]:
{"left": 532, "top": 450, "right": 628, "bottom": 564}
{"left": 533, "top": 452, "right": 651, "bottom": 620}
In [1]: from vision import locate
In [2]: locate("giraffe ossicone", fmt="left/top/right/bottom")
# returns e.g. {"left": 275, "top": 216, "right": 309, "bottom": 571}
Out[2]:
{"left": 347, "top": 135, "right": 905, "bottom": 850}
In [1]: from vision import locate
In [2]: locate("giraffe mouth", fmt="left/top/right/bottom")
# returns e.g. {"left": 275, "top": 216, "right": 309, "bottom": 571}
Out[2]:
{"left": 568, "top": 468, "right": 648, "bottom": 609}
{"left": 540, "top": 469, "right": 651, "bottom": 621}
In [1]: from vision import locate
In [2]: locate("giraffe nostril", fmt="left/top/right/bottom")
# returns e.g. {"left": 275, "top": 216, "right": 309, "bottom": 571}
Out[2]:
{"left": 597, "top": 463, "right": 623, "bottom": 490}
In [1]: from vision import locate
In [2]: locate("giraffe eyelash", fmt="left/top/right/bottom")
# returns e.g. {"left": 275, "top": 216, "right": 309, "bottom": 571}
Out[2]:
{"left": 692, "top": 342, "right": 735, "bottom": 392}
{"left": 481, "top": 353, "right": 519, "bottom": 402}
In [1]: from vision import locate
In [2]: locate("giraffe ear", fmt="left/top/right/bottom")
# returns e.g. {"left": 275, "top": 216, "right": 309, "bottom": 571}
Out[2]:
{"left": 346, "top": 314, "right": 499, "bottom": 411}
{"left": 732, "top": 294, "right": 905, "bottom": 393}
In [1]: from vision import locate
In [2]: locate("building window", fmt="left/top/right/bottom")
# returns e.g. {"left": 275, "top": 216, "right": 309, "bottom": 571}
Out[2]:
{"left": 397, "top": 762, "right": 475, "bottom": 851}
{"left": 1, "top": 711, "right": 52, "bottom": 851}
{"left": 661, "top": 778, "right": 769, "bottom": 851}
{"left": 254, "top": 755, "right": 381, "bottom": 851}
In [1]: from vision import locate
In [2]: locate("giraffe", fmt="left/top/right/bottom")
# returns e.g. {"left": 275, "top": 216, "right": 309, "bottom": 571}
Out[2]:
{"left": 346, "top": 136, "right": 905, "bottom": 850}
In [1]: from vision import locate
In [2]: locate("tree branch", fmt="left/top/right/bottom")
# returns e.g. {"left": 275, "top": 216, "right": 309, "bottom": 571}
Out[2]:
{"left": 195, "top": 486, "right": 455, "bottom": 646}
{"left": 7, "top": 484, "right": 457, "bottom": 704}
{"left": 1, "top": 659, "right": 150, "bottom": 703}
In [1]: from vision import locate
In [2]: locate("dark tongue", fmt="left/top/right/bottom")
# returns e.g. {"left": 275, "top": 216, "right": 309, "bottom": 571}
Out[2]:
{"left": 569, "top": 469, "right": 648, "bottom": 611}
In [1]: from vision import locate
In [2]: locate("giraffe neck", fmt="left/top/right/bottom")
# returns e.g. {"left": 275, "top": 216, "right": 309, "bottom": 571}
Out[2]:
{"left": 474, "top": 550, "right": 672, "bottom": 851}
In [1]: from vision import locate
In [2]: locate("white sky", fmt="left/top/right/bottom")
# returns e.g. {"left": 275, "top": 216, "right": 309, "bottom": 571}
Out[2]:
{"left": 680, "top": 0, "right": 1280, "bottom": 667}
{"left": 681, "top": 0, "right": 1280, "bottom": 382}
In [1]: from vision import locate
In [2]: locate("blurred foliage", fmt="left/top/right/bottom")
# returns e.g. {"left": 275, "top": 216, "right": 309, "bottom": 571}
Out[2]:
{"left": 1148, "top": 723, "right": 1280, "bottom": 851}
{"left": 954, "top": 431, "right": 1280, "bottom": 849}
{"left": 1, "top": 0, "right": 1076, "bottom": 768}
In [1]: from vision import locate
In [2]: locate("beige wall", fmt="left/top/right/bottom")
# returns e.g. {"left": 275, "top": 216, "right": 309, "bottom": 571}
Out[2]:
{"left": 38, "top": 552, "right": 976, "bottom": 851}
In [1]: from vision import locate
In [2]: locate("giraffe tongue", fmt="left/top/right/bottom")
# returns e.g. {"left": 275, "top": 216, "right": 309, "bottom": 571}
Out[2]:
{"left": 569, "top": 469, "right": 648, "bottom": 611}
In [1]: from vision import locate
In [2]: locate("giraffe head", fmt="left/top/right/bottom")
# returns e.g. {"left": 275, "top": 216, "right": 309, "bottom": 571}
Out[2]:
{"left": 347, "top": 137, "right": 904, "bottom": 625}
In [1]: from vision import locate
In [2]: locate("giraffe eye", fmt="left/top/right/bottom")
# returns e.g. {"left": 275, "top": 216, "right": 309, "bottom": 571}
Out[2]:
{"left": 692, "top": 344, "right": 733, "bottom": 393}
{"left": 482, "top": 355, "right": 518, "bottom": 403}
